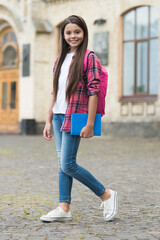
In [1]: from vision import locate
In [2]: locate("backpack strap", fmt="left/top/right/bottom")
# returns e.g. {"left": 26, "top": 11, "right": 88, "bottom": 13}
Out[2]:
{"left": 83, "top": 50, "right": 94, "bottom": 88}
{"left": 83, "top": 50, "right": 94, "bottom": 73}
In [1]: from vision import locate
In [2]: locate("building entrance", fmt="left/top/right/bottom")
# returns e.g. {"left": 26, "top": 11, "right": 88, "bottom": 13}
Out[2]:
{"left": 0, "top": 27, "right": 19, "bottom": 132}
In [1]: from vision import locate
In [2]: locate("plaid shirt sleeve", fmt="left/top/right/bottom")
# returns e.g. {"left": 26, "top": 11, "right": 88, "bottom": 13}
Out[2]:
{"left": 86, "top": 53, "right": 101, "bottom": 96}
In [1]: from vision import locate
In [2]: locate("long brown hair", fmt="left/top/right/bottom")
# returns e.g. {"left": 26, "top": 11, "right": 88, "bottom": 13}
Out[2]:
{"left": 53, "top": 15, "right": 88, "bottom": 102}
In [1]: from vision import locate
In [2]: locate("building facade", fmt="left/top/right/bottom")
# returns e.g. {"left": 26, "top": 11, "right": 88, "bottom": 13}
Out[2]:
{"left": 0, "top": 0, "right": 160, "bottom": 137}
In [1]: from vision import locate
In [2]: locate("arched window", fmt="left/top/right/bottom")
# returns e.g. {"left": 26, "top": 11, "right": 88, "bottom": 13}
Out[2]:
{"left": 3, "top": 46, "right": 17, "bottom": 66}
{"left": 11, "top": 32, "right": 17, "bottom": 44}
{"left": 3, "top": 33, "right": 9, "bottom": 46}
{"left": 122, "top": 6, "right": 159, "bottom": 98}
{"left": 0, "top": 29, "right": 18, "bottom": 68}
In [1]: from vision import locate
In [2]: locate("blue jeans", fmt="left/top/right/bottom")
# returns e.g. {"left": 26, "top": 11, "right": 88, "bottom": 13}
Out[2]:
{"left": 52, "top": 114, "right": 105, "bottom": 203}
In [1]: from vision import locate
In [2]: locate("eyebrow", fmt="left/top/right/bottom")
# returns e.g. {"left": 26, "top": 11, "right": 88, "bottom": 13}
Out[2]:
{"left": 65, "top": 29, "right": 81, "bottom": 32}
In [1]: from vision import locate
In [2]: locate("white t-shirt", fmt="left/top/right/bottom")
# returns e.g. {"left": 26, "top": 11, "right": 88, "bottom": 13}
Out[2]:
{"left": 53, "top": 52, "right": 74, "bottom": 114}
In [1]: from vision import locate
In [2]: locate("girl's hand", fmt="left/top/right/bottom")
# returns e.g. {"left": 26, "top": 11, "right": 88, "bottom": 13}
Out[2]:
{"left": 43, "top": 122, "right": 52, "bottom": 141}
{"left": 80, "top": 125, "right": 93, "bottom": 138}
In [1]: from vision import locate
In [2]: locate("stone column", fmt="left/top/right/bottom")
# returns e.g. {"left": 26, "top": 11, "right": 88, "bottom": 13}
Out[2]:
{"left": 27, "top": 0, "right": 32, "bottom": 25}
{"left": 20, "top": 0, "right": 25, "bottom": 20}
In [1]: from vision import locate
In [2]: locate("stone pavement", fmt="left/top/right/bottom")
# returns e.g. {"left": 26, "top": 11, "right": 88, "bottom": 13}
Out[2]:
{"left": 0, "top": 135, "right": 160, "bottom": 240}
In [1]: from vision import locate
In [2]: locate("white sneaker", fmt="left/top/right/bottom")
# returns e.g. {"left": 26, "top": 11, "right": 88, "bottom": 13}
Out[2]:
{"left": 100, "top": 189, "right": 118, "bottom": 221}
{"left": 40, "top": 207, "right": 71, "bottom": 222}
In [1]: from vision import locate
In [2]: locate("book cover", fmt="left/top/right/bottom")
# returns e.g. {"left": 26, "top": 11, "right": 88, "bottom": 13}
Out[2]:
{"left": 71, "top": 113, "right": 101, "bottom": 136}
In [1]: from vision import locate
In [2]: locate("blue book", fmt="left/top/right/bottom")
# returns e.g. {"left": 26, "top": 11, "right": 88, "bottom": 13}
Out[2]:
{"left": 71, "top": 113, "right": 101, "bottom": 136}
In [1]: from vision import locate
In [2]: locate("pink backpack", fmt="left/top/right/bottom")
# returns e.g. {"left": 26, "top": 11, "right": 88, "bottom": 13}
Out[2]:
{"left": 83, "top": 49, "right": 108, "bottom": 117}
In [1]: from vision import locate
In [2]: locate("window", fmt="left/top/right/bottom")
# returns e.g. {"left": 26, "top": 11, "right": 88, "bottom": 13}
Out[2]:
{"left": 11, "top": 32, "right": 17, "bottom": 43}
{"left": 122, "top": 6, "right": 159, "bottom": 98}
{"left": 3, "top": 46, "right": 17, "bottom": 66}
{"left": 11, "top": 82, "right": 16, "bottom": 109}
{"left": 2, "top": 82, "right": 7, "bottom": 109}
{"left": 0, "top": 30, "right": 18, "bottom": 68}
{"left": 3, "top": 33, "right": 9, "bottom": 46}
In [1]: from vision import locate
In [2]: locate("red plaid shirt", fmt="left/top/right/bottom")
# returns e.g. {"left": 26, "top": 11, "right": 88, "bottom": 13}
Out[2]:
{"left": 52, "top": 52, "right": 101, "bottom": 132}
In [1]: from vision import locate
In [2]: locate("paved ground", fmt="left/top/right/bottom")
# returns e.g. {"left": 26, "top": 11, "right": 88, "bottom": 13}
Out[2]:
{"left": 0, "top": 135, "right": 160, "bottom": 240}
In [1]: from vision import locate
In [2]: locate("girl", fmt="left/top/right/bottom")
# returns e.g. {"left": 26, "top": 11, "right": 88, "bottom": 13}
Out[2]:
{"left": 41, "top": 15, "right": 117, "bottom": 222}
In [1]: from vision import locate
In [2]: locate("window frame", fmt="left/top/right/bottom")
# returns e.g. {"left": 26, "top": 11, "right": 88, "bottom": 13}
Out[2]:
{"left": 119, "top": 6, "right": 159, "bottom": 103}
{"left": 0, "top": 28, "right": 19, "bottom": 69}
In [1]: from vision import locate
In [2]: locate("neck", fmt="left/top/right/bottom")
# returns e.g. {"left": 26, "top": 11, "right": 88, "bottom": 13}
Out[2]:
{"left": 68, "top": 47, "right": 78, "bottom": 53}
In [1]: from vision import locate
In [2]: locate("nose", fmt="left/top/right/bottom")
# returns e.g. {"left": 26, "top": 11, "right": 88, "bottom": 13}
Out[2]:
{"left": 70, "top": 32, "right": 76, "bottom": 38}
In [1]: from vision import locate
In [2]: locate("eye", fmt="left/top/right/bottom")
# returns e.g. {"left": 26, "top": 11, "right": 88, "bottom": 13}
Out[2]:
{"left": 65, "top": 31, "right": 71, "bottom": 35}
{"left": 75, "top": 31, "right": 80, "bottom": 34}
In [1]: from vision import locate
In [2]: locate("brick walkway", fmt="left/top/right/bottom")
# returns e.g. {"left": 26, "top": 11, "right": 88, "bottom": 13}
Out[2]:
{"left": 0, "top": 135, "right": 160, "bottom": 240}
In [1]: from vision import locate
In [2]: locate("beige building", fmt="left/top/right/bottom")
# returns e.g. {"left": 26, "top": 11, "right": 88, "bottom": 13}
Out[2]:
{"left": 0, "top": 0, "right": 160, "bottom": 137}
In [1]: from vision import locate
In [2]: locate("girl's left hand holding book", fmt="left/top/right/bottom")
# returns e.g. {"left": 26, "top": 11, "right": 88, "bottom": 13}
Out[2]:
{"left": 80, "top": 95, "right": 97, "bottom": 138}
{"left": 80, "top": 125, "right": 93, "bottom": 138}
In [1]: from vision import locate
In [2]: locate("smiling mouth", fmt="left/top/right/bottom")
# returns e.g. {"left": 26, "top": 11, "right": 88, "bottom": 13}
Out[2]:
{"left": 70, "top": 40, "right": 78, "bottom": 43}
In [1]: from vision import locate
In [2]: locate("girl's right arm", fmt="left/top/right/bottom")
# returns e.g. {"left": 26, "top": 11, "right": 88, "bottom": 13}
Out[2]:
{"left": 43, "top": 94, "right": 55, "bottom": 141}
{"left": 43, "top": 57, "right": 58, "bottom": 140}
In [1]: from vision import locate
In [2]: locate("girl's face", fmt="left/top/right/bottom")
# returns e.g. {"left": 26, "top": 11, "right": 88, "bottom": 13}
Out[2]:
{"left": 64, "top": 23, "right": 84, "bottom": 52}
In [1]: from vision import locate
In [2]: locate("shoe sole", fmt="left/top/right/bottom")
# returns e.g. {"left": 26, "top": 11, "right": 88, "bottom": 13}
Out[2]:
{"left": 40, "top": 216, "right": 71, "bottom": 222}
{"left": 105, "top": 191, "right": 118, "bottom": 222}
